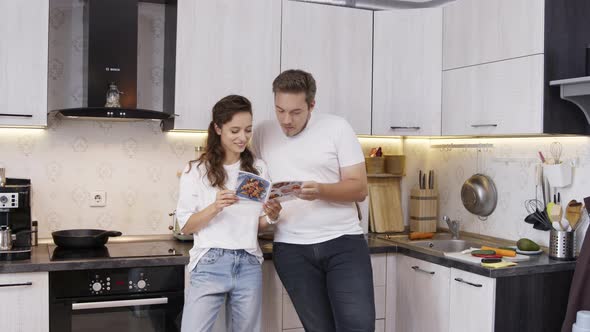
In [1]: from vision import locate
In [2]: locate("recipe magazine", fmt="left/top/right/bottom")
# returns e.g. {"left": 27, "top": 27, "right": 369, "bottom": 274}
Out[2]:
{"left": 235, "top": 171, "right": 302, "bottom": 203}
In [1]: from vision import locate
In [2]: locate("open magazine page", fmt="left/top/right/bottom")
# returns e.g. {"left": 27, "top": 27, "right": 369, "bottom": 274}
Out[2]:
{"left": 268, "top": 181, "right": 302, "bottom": 202}
{"left": 235, "top": 171, "right": 271, "bottom": 203}
{"left": 235, "top": 171, "right": 303, "bottom": 203}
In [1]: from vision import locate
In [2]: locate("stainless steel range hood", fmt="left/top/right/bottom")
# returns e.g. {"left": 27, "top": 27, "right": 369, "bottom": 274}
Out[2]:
{"left": 49, "top": 0, "right": 173, "bottom": 122}
{"left": 289, "top": 0, "right": 456, "bottom": 10}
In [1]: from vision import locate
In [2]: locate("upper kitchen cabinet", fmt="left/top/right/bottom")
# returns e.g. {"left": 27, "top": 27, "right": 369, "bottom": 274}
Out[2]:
{"left": 443, "top": 55, "right": 544, "bottom": 136}
{"left": 442, "top": 0, "right": 590, "bottom": 135}
{"left": 442, "top": 0, "right": 544, "bottom": 70}
{"left": 163, "top": 0, "right": 281, "bottom": 131}
{"left": 281, "top": 0, "right": 373, "bottom": 135}
{"left": 0, "top": 1, "right": 48, "bottom": 127}
{"left": 372, "top": 8, "right": 442, "bottom": 136}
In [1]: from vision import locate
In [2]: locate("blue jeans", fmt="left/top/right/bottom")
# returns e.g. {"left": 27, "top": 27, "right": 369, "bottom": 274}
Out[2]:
{"left": 181, "top": 249, "right": 262, "bottom": 332}
{"left": 273, "top": 234, "right": 376, "bottom": 332}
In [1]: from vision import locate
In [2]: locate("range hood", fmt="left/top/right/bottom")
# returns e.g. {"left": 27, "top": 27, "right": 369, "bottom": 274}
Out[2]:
{"left": 50, "top": 0, "right": 172, "bottom": 121}
{"left": 289, "top": 0, "right": 457, "bottom": 10}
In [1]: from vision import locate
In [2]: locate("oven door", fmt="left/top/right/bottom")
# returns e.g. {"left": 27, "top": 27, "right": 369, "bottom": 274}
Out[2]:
{"left": 50, "top": 291, "right": 184, "bottom": 332}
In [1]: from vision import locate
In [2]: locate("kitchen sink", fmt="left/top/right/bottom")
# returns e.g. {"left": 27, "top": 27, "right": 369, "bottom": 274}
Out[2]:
{"left": 409, "top": 239, "right": 480, "bottom": 253}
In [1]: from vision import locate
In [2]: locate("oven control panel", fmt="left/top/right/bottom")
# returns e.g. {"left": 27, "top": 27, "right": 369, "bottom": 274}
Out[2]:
{"left": 49, "top": 266, "right": 184, "bottom": 298}
{"left": 89, "top": 271, "right": 151, "bottom": 295}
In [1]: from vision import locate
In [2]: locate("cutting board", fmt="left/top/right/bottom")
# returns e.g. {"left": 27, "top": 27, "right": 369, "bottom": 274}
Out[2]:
{"left": 444, "top": 252, "right": 484, "bottom": 265}
{"left": 444, "top": 251, "right": 530, "bottom": 265}
{"left": 368, "top": 177, "right": 404, "bottom": 232}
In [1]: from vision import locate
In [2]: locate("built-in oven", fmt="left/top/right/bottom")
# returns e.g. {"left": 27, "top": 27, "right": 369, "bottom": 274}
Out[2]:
{"left": 49, "top": 265, "right": 184, "bottom": 332}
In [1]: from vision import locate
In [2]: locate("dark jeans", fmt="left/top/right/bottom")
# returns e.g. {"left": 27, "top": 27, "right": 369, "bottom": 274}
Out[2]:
{"left": 273, "top": 234, "right": 376, "bottom": 332}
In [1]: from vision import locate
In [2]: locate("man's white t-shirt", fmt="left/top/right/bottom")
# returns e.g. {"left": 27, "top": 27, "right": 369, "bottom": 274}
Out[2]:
{"left": 253, "top": 112, "right": 365, "bottom": 244}
{"left": 176, "top": 159, "right": 266, "bottom": 273}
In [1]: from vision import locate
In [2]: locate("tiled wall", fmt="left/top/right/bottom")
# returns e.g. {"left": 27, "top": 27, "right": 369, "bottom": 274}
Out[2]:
{"left": 405, "top": 137, "right": 590, "bottom": 248}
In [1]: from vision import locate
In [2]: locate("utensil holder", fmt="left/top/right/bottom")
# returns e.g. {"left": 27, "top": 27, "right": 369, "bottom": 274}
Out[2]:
{"left": 543, "top": 163, "right": 572, "bottom": 188}
{"left": 384, "top": 155, "right": 405, "bottom": 176}
{"left": 365, "top": 157, "right": 385, "bottom": 175}
{"left": 549, "top": 230, "right": 576, "bottom": 261}
{"left": 409, "top": 188, "right": 438, "bottom": 232}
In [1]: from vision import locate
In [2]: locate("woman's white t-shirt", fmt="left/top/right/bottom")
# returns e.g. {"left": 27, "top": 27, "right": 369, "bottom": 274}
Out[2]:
{"left": 176, "top": 159, "right": 267, "bottom": 273}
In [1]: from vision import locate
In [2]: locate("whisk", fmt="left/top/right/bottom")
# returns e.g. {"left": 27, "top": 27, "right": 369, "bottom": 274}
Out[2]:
{"left": 525, "top": 199, "right": 544, "bottom": 214}
{"left": 550, "top": 142, "right": 562, "bottom": 164}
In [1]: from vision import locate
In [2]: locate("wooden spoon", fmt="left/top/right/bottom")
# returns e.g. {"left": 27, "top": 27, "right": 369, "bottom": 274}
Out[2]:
{"left": 566, "top": 200, "right": 583, "bottom": 230}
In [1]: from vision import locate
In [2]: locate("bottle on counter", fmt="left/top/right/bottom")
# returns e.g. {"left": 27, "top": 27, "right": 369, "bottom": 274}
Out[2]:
{"left": 31, "top": 220, "right": 38, "bottom": 246}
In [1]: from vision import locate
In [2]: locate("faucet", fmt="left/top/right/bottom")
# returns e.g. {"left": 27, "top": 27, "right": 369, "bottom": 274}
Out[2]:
{"left": 443, "top": 216, "right": 460, "bottom": 239}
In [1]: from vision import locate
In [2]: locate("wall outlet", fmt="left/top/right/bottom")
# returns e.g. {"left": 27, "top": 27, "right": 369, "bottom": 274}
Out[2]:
{"left": 90, "top": 191, "right": 106, "bottom": 207}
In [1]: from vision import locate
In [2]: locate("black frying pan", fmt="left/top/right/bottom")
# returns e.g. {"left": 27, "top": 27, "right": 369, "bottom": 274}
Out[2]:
{"left": 52, "top": 229, "right": 122, "bottom": 248}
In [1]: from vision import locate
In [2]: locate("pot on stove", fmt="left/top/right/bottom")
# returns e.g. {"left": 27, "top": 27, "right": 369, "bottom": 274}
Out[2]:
{"left": 169, "top": 211, "right": 192, "bottom": 241}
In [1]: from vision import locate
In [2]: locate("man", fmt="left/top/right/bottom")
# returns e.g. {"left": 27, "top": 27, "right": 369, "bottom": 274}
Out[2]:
{"left": 252, "top": 69, "right": 375, "bottom": 332}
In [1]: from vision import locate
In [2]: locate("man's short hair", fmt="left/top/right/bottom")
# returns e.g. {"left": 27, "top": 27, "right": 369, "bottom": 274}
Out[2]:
{"left": 272, "top": 69, "right": 316, "bottom": 107}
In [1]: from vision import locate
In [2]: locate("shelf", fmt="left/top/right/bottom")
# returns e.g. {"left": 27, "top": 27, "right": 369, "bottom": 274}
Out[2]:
{"left": 549, "top": 76, "right": 590, "bottom": 124}
{"left": 367, "top": 173, "right": 403, "bottom": 178}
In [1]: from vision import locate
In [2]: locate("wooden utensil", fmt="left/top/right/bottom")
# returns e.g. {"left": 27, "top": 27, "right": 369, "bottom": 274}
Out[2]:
{"left": 566, "top": 200, "right": 583, "bottom": 230}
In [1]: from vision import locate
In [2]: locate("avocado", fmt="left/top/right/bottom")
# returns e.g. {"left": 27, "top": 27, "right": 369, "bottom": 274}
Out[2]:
{"left": 517, "top": 238, "right": 540, "bottom": 251}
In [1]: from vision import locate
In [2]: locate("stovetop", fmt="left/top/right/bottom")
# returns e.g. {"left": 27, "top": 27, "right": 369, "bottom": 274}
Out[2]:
{"left": 48, "top": 241, "right": 181, "bottom": 261}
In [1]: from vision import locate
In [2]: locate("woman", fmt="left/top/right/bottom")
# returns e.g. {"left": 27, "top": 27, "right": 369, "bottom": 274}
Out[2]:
{"left": 176, "top": 95, "right": 281, "bottom": 332}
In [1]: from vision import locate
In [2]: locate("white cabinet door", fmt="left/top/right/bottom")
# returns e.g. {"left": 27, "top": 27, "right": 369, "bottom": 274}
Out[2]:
{"left": 442, "top": 54, "right": 544, "bottom": 135}
{"left": 396, "top": 255, "right": 450, "bottom": 332}
{"left": 372, "top": 8, "right": 442, "bottom": 136}
{"left": 449, "top": 268, "right": 496, "bottom": 332}
{"left": 262, "top": 261, "right": 283, "bottom": 332}
{"left": 443, "top": 0, "right": 544, "bottom": 70}
{"left": 385, "top": 253, "right": 397, "bottom": 332}
{"left": 0, "top": 272, "right": 48, "bottom": 332}
{"left": 0, "top": 1, "right": 48, "bottom": 127}
{"left": 173, "top": 0, "right": 281, "bottom": 130}
{"left": 281, "top": 0, "right": 373, "bottom": 135}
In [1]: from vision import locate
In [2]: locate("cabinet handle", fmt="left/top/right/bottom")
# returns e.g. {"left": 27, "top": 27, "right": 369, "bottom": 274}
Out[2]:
{"left": 411, "top": 265, "right": 435, "bottom": 275}
{"left": 454, "top": 278, "right": 482, "bottom": 288}
{"left": 0, "top": 282, "right": 33, "bottom": 288}
{"left": 470, "top": 124, "right": 497, "bottom": 128}
{"left": 390, "top": 126, "right": 420, "bottom": 130}
{"left": 0, "top": 113, "right": 33, "bottom": 118}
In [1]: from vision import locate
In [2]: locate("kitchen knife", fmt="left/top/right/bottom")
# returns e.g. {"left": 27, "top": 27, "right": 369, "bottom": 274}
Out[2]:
{"left": 422, "top": 174, "right": 426, "bottom": 191}
{"left": 419, "top": 170, "right": 422, "bottom": 189}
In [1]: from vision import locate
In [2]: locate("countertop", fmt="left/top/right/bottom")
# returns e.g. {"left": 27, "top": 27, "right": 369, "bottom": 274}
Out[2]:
{"left": 0, "top": 233, "right": 577, "bottom": 278}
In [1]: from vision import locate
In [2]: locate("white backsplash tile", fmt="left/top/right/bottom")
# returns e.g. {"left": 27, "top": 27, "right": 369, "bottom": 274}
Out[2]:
{"left": 405, "top": 137, "right": 590, "bottom": 247}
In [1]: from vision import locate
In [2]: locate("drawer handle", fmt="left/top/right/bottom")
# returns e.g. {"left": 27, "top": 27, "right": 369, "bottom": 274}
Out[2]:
{"left": 454, "top": 278, "right": 482, "bottom": 288}
{"left": 411, "top": 265, "right": 435, "bottom": 275}
{"left": 470, "top": 124, "right": 497, "bottom": 128}
{"left": 0, "top": 113, "right": 33, "bottom": 118}
{"left": 0, "top": 282, "right": 33, "bottom": 288}
{"left": 390, "top": 126, "right": 420, "bottom": 130}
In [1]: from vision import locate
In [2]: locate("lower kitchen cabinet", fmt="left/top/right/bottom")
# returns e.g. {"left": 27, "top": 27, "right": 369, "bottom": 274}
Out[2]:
{"left": 0, "top": 272, "right": 48, "bottom": 332}
{"left": 396, "top": 255, "right": 450, "bottom": 332}
{"left": 449, "top": 268, "right": 496, "bottom": 332}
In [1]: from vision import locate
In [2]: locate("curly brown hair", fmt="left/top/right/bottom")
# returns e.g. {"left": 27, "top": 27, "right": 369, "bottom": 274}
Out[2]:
{"left": 187, "top": 95, "right": 259, "bottom": 188}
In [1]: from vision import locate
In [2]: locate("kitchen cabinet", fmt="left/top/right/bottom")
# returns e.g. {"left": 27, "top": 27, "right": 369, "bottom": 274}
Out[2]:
{"left": 449, "top": 268, "right": 496, "bottom": 332}
{"left": 442, "top": 0, "right": 544, "bottom": 70}
{"left": 0, "top": 272, "right": 48, "bottom": 332}
{"left": 442, "top": 55, "right": 544, "bottom": 135}
{"left": 372, "top": 8, "right": 442, "bottom": 136}
{"left": 0, "top": 1, "right": 48, "bottom": 127}
{"left": 396, "top": 255, "right": 450, "bottom": 332}
{"left": 281, "top": 0, "right": 373, "bottom": 135}
{"left": 166, "top": 0, "right": 281, "bottom": 131}
{"left": 442, "top": 0, "right": 590, "bottom": 135}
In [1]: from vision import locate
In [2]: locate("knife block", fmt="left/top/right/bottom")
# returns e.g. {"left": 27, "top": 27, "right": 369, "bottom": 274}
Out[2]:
{"left": 409, "top": 188, "right": 438, "bottom": 232}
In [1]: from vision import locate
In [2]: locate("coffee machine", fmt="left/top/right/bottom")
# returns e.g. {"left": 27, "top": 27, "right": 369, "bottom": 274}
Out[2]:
{"left": 0, "top": 171, "right": 32, "bottom": 261}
